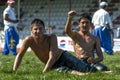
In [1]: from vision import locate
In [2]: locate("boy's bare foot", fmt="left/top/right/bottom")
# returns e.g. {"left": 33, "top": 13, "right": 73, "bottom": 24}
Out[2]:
{"left": 71, "top": 70, "right": 89, "bottom": 75}
{"left": 103, "top": 70, "right": 113, "bottom": 74}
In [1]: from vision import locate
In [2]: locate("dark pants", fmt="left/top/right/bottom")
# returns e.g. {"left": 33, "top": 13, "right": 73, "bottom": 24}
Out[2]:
{"left": 52, "top": 51, "right": 97, "bottom": 73}
{"left": 80, "top": 58, "right": 109, "bottom": 71}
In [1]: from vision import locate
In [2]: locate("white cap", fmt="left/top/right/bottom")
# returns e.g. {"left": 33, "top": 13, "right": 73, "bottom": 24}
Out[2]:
{"left": 100, "top": 1, "right": 108, "bottom": 7}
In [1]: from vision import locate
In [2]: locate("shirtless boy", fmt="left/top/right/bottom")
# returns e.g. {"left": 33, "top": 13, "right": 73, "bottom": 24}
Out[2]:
{"left": 13, "top": 18, "right": 97, "bottom": 75}
{"left": 65, "top": 10, "right": 109, "bottom": 71}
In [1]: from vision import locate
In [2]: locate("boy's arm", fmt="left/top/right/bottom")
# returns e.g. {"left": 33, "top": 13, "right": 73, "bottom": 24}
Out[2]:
{"left": 43, "top": 35, "right": 61, "bottom": 72}
{"left": 87, "top": 37, "right": 103, "bottom": 64}
{"left": 13, "top": 53, "right": 23, "bottom": 71}
{"left": 65, "top": 10, "right": 76, "bottom": 39}
{"left": 43, "top": 51, "right": 56, "bottom": 72}
{"left": 94, "top": 37, "right": 103, "bottom": 63}
{"left": 13, "top": 38, "right": 29, "bottom": 71}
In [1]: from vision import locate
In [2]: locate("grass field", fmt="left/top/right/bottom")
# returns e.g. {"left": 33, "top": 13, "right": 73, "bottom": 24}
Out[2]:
{"left": 0, "top": 51, "right": 120, "bottom": 80}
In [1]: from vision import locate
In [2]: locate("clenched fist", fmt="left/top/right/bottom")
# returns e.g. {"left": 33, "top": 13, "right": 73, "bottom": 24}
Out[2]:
{"left": 68, "top": 10, "right": 77, "bottom": 17}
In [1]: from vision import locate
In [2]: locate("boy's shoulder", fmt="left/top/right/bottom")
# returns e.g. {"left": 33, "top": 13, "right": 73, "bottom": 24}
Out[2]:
{"left": 24, "top": 36, "right": 34, "bottom": 41}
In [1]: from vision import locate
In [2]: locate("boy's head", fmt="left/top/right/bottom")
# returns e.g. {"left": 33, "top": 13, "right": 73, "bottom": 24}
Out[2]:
{"left": 30, "top": 19, "right": 45, "bottom": 36}
{"left": 31, "top": 19, "right": 45, "bottom": 30}
{"left": 78, "top": 13, "right": 92, "bottom": 32}
{"left": 78, "top": 13, "right": 91, "bottom": 22}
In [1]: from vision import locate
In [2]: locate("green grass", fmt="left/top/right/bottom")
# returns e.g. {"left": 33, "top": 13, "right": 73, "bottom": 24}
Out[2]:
{"left": 0, "top": 51, "right": 120, "bottom": 80}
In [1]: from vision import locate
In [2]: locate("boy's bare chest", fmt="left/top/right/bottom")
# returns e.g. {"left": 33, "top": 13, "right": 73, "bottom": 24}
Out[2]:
{"left": 30, "top": 41, "right": 50, "bottom": 51}
{"left": 74, "top": 35, "right": 95, "bottom": 49}
{"left": 77, "top": 36, "right": 93, "bottom": 44}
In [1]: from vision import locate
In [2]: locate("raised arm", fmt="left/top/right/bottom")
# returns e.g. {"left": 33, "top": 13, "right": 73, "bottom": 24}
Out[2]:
{"left": 65, "top": 10, "right": 76, "bottom": 38}
{"left": 13, "top": 38, "right": 29, "bottom": 71}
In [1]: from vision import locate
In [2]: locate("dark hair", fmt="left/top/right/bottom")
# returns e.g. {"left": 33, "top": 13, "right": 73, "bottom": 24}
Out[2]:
{"left": 78, "top": 13, "right": 92, "bottom": 22}
{"left": 31, "top": 18, "right": 45, "bottom": 28}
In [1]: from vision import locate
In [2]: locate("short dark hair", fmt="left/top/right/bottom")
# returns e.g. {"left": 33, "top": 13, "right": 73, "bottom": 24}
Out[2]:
{"left": 31, "top": 18, "right": 45, "bottom": 28}
{"left": 78, "top": 13, "right": 92, "bottom": 22}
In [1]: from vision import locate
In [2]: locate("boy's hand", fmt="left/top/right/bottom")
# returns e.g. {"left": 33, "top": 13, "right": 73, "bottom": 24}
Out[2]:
{"left": 87, "top": 57, "right": 95, "bottom": 64}
{"left": 68, "top": 10, "right": 77, "bottom": 17}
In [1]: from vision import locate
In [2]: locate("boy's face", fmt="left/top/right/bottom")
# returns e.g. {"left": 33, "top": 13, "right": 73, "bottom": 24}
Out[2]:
{"left": 79, "top": 18, "right": 90, "bottom": 32}
{"left": 31, "top": 24, "right": 45, "bottom": 37}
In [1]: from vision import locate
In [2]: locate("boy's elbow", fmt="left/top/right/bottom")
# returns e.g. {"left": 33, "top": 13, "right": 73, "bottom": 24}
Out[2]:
{"left": 64, "top": 27, "right": 68, "bottom": 33}
{"left": 65, "top": 29, "right": 71, "bottom": 35}
{"left": 13, "top": 63, "right": 18, "bottom": 72}
{"left": 13, "top": 67, "right": 17, "bottom": 71}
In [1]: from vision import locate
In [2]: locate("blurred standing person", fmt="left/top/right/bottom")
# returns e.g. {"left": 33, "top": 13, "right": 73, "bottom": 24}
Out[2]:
{"left": 2, "top": 0, "right": 19, "bottom": 56}
{"left": 92, "top": 1, "right": 114, "bottom": 55}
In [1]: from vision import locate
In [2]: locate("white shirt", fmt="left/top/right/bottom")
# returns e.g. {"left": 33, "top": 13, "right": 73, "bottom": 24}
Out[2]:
{"left": 92, "top": 8, "right": 113, "bottom": 29}
{"left": 3, "top": 6, "right": 18, "bottom": 31}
